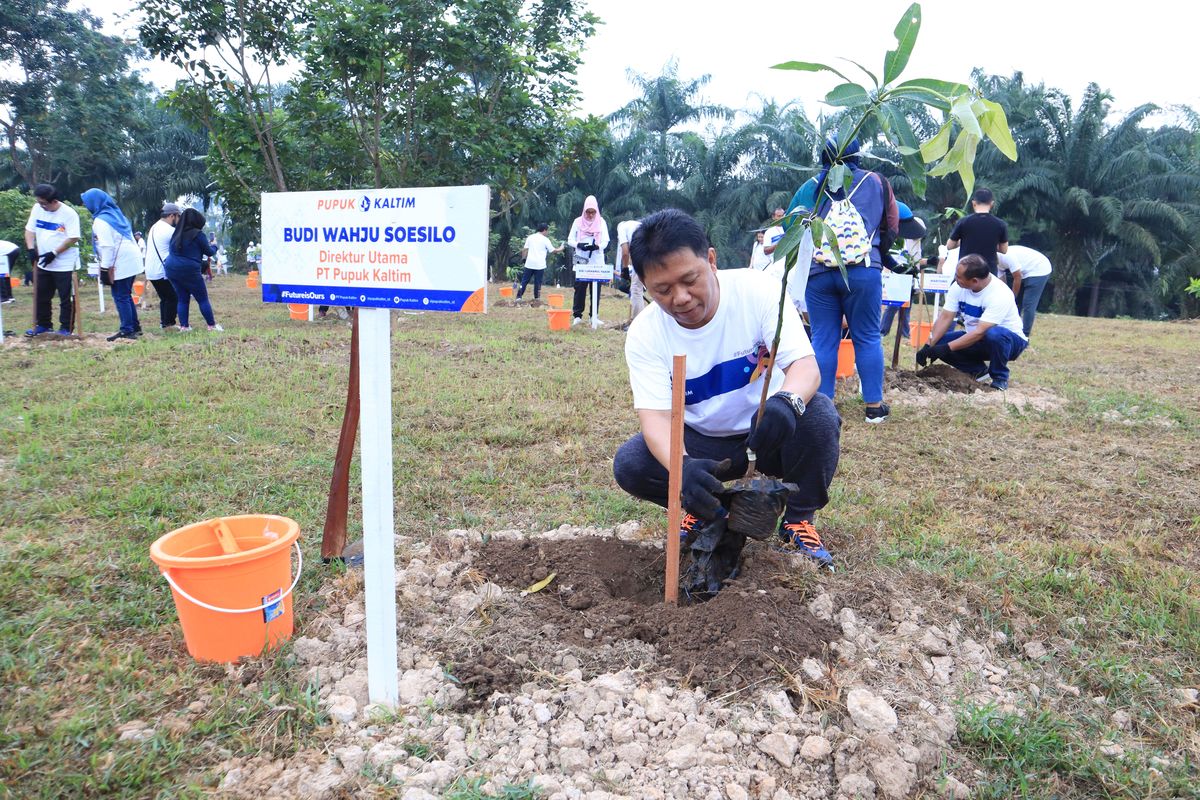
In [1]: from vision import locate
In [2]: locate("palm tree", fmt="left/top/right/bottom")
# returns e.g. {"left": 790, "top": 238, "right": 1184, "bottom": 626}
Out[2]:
{"left": 609, "top": 60, "right": 732, "bottom": 195}
{"left": 988, "top": 84, "right": 1200, "bottom": 314}
{"left": 676, "top": 125, "right": 759, "bottom": 264}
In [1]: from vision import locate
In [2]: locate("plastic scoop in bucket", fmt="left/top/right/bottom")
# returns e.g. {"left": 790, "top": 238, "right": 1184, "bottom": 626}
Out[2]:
{"left": 150, "top": 514, "right": 302, "bottom": 662}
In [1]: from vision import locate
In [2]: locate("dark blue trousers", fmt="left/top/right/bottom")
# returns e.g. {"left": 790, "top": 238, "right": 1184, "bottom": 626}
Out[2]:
{"left": 935, "top": 327, "right": 1027, "bottom": 384}
{"left": 613, "top": 393, "right": 841, "bottom": 524}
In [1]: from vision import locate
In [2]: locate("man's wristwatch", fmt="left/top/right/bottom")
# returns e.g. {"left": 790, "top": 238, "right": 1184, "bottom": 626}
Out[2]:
{"left": 774, "top": 391, "right": 806, "bottom": 417}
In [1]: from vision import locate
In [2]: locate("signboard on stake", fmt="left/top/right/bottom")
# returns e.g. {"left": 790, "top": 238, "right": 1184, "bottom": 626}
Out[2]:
{"left": 923, "top": 273, "right": 953, "bottom": 293}
{"left": 261, "top": 185, "right": 490, "bottom": 706}
{"left": 573, "top": 262, "right": 610, "bottom": 329}
{"left": 260, "top": 186, "right": 489, "bottom": 312}
{"left": 881, "top": 271, "right": 914, "bottom": 306}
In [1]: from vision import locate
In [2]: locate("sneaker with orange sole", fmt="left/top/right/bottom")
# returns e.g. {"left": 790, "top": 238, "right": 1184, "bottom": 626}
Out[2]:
{"left": 679, "top": 513, "right": 702, "bottom": 546}
{"left": 777, "top": 519, "right": 834, "bottom": 569}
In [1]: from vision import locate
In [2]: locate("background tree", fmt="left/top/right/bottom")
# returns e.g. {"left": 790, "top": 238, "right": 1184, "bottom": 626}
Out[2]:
{"left": 1, "top": 0, "right": 146, "bottom": 193}
{"left": 609, "top": 61, "right": 732, "bottom": 196}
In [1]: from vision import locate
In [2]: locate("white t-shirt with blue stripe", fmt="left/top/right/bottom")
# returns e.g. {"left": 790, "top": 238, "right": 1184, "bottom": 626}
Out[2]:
{"left": 625, "top": 268, "right": 814, "bottom": 437}
{"left": 944, "top": 277, "right": 1027, "bottom": 340}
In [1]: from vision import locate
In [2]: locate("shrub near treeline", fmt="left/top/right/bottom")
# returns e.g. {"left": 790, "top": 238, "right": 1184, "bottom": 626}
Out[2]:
{"left": 0, "top": 189, "right": 94, "bottom": 264}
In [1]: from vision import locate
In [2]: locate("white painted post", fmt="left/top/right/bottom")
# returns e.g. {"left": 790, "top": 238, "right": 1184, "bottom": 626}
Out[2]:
{"left": 358, "top": 306, "right": 398, "bottom": 705}
{"left": 0, "top": 284, "right": 5, "bottom": 343}
{"left": 308, "top": 304, "right": 314, "bottom": 322}
{"left": 591, "top": 282, "right": 600, "bottom": 329}
{"left": 98, "top": 274, "right": 105, "bottom": 313}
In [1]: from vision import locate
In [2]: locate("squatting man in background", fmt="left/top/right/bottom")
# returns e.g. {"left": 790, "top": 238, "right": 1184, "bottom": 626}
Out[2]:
{"left": 917, "top": 254, "right": 1027, "bottom": 391}
{"left": 612, "top": 209, "right": 842, "bottom": 570}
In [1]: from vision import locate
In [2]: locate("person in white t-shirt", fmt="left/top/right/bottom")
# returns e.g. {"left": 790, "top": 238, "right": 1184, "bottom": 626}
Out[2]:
{"left": 612, "top": 209, "right": 841, "bottom": 573}
{"left": 616, "top": 219, "right": 645, "bottom": 317}
{"left": 82, "top": 188, "right": 144, "bottom": 340}
{"left": 917, "top": 254, "right": 1028, "bottom": 390}
{"left": 748, "top": 230, "right": 770, "bottom": 270}
{"left": 999, "top": 245, "right": 1053, "bottom": 337}
{"left": 143, "top": 203, "right": 181, "bottom": 329}
{"left": 516, "top": 222, "right": 562, "bottom": 300}
{"left": 761, "top": 208, "right": 786, "bottom": 259}
{"left": 24, "top": 183, "right": 81, "bottom": 336}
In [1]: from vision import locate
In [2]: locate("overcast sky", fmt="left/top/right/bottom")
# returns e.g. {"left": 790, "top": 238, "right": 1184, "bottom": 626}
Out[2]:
{"left": 89, "top": 0, "right": 1198, "bottom": 125}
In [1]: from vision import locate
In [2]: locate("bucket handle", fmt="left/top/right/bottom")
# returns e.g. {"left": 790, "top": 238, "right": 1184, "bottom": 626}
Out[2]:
{"left": 160, "top": 542, "right": 303, "bottom": 614}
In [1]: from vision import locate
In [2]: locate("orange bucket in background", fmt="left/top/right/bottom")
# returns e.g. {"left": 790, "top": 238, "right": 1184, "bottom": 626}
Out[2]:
{"left": 909, "top": 321, "right": 933, "bottom": 348}
{"left": 547, "top": 308, "right": 572, "bottom": 331}
{"left": 499, "top": 286, "right": 514, "bottom": 298}
{"left": 287, "top": 303, "right": 309, "bottom": 321}
{"left": 546, "top": 293, "right": 565, "bottom": 308}
{"left": 835, "top": 338, "right": 856, "bottom": 379}
{"left": 150, "top": 514, "right": 302, "bottom": 663}
{"left": 10, "top": 276, "right": 20, "bottom": 288}
{"left": 132, "top": 280, "right": 144, "bottom": 297}
{"left": 246, "top": 274, "right": 259, "bottom": 289}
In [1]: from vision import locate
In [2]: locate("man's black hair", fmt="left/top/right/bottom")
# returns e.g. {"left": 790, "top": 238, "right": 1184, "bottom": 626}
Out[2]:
{"left": 957, "top": 253, "right": 990, "bottom": 280}
{"left": 33, "top": 183, "right": 57, "bottom": 202}
{"left": 535, "top": 222, "right": 549, "bottom": 232}
{"left": 628, "top": 209, "right": 708, "bottom": 280}
{"left": 971, "top": 187, "right": 994, "bottom": 206}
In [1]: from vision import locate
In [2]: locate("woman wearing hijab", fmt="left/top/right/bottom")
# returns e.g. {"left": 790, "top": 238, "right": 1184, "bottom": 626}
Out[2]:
{"left": 164, "top": 208, "right": 222, "bottom": 332}
{"left": 81, "top": 188, "right": 143, "bottom": 341}
{"left": 567, "top": 195, "right": 610, "bottom": 325}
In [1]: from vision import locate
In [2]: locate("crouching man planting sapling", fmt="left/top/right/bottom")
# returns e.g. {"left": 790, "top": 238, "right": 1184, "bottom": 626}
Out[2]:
{"left": 612, "top": 210, "right": 842, "bottom": 579}
{"left": 917, "top": 254, "right": 1028, "bottom": 390}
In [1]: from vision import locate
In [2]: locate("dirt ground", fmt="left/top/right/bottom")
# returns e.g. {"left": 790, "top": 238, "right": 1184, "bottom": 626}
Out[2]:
{"left": 458, "top": 537, "right": 837, "bottom": 703}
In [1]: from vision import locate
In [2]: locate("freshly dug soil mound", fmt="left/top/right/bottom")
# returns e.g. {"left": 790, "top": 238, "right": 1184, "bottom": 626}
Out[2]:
{"left": 467, "top": 537, "right": 837, "bottom": 699}
{"left": 885, "top": 364, "right": 981, "bottom": 394}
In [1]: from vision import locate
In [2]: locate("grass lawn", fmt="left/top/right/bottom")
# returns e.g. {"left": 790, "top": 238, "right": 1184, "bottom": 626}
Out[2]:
{"left": 1, "top": 276, "right": 1197, "bottom": 798}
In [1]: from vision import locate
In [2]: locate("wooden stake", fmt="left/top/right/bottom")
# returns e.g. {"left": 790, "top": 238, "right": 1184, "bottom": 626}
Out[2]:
{"left": 72, "top": 270, "right": 80, "bottom": 335}
{"left": 321, "top": 310, "right": 361, "bottom": 561}
{"left": 890, "top": 307, "right": 904, "bottom": 369}
{"left": 665, "top": 354, "right": 686, "bottom": 606}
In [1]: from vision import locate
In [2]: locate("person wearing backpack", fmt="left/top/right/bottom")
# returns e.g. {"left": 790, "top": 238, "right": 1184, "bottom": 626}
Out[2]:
{"left": 789, "top": 137, "right": 898, "bottom": 423}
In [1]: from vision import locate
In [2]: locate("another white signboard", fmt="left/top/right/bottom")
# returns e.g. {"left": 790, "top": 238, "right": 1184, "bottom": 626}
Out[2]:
{"left": 923, "top": 273, "right": 954, "bottom": 294}
{"left": 260, "top": 186, "right": 489, "bottom": 311}
{"left": 881, "top": 271, "right": 914, "bottom": 306}
{"left": 574, "top": 261, "right": 612, "bottom": 283}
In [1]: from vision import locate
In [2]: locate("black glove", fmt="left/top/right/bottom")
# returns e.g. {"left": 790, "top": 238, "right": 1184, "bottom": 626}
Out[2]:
{"left": 746, "top": 395, "right": 797, "bottom": 459}
{"left": 38, "top": 251, "right": 56, "bottom": 267}
{"left": 28, "top": 248, "right": 38, "bottom": 267}
{"left": 916, "top": 343, "right": 951, "bottom": 368}
{"left": 681, "top": 456, "right": 731, "bottom": 521}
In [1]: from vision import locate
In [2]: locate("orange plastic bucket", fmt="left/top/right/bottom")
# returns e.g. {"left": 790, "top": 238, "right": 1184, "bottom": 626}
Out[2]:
{"left": 546, "top": 293, "right": 564, "bottom": 308}
{"left": 9, "top": 276, "right": 18, "bottom": 288}
{"left": 133, "top": 280, "right": 145, "bottom": 297}
{"left": 909, "top": 322, "right": 932, "bottom": 347}
{"left": 150, "top": 514, "right": 302, "bottom": 663}
{"left": 287, "top": 303, "right": 309, "bottom": 320}
{"left": 499, "top": 286, "right": 514, "bottom": 298}
{"left": 835, "top": 338, "right": 856, "bottom": 379}
{"left": 547, "top": 308, "right": 572, "bottom": 331}
{"left": 246, "top": 276, "right": 259, "bottom": 289}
